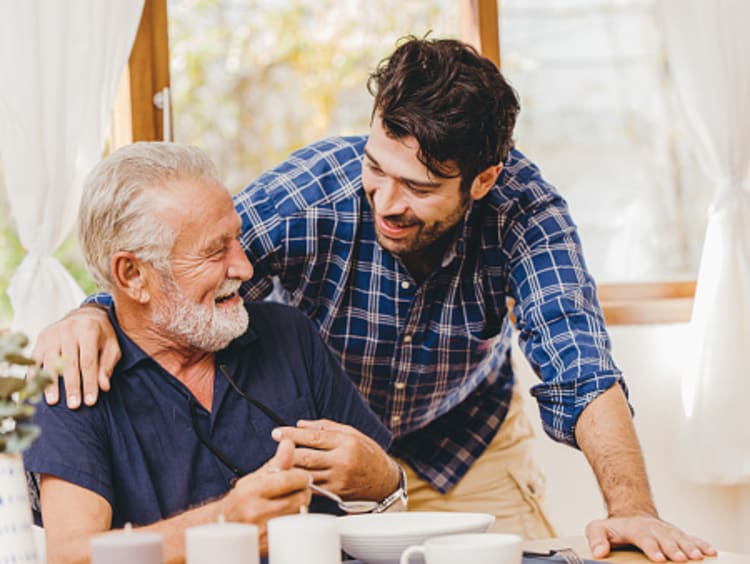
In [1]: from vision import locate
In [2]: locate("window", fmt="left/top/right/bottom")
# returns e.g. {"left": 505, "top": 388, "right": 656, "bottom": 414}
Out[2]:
{"left": 115, "top": 0, "right": 697, "bottom": 324}
{"left": 498, "top": 0, "right": 709, "bottom": 285}
{"left": 167, "top": 0, "right": 460, "bottom": 191}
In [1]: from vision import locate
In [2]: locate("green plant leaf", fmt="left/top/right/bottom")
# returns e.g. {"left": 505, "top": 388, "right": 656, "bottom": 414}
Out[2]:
{"left": 0, "top": 403, "right": 35, "bottom": 419}
{"left": 0, "top": 330, "right": 54, "bottom": 452}
{"left": 17, "top": 374, "right": 53, "bottom": 401}
{"left": 3, "top": 352, "right": 35, "bottom": 365}
{"left": 1, "top": 424, "right": 41, "bottom": 454}
{"left": 0, "top": 376, "right": 25, "bottom": 399}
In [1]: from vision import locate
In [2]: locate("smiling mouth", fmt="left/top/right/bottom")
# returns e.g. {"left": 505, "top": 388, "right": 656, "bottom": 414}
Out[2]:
{"left": 377, "top": 216, "right": 418, "bottom": 238}
{"left": 214, "top": 292, "right": 238, "bottom": 305}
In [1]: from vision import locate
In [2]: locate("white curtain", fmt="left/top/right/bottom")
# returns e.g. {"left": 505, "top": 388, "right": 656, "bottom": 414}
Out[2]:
{"left": 0, "top": 0, "right": 144, "bottom": 339}
{"left": 659, "top": 0, "right": 750, "bottom": 483}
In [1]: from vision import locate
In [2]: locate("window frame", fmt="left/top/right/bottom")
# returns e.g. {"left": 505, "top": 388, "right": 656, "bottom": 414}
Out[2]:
{"left": 117, "top": 0, "right": 695, "bottom": 325}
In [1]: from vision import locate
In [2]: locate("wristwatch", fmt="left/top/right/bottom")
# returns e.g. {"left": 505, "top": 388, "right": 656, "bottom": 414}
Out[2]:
{"left": 373, "top": 464, "right": 408, "bottom": 513}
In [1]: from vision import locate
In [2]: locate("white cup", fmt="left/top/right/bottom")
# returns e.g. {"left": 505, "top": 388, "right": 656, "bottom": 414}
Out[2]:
{"left": 185, "top": 522, "right": 259, "bottom": 564}
{"left": 267, "top": 514, "right": 341, "bottom": 564}
{"left": 400, "top": 533, "right": 522, "bottom": 564}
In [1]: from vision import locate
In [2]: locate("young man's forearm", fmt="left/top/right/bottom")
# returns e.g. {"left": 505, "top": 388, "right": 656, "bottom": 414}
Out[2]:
{"left": 574, "top": 384, "right": 658, "bottom": 517}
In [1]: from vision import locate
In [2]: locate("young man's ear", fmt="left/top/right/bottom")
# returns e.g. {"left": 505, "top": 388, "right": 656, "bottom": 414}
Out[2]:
{"left": 469, "top": 163, "right": 503, "bottom": 201}
{"left": 111, "top": 252, "right": 150, "bottom": 303}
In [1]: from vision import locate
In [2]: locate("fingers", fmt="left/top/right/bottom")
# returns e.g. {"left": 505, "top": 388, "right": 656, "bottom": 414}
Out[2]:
{"left": 228, "top": 472, "right": 311, "bottom": 527}
{"left": 657, "top": 532, "right": 716, "bottom": 562}
{"left": 78, "top": 330, "right": 102, "bottom": 407}
{"left": 291, "top": 448, "right": 333, "bottom": 472}
{"left": 585, "top": 519, "right": 616, "bottom": 558}
{"left": 586, "top": 517, "right": 716, "bottom": 562}
{"left": 236, "top": 466, "right": 311, "bottom": 504}
{"left": 31, "top": 306, "right": 118, "bottom": 409}
{"left": 271, "top": 425, "right": 340, "bottom": 450}
{"left": 59, "top": 329, "right": 82, "bottom": 409}
{"left": 266, "top": 439, "right": 295, "bottom": 471}
{"left": 98, "top": 341, "right": 120, "bottom": 393}
{"left": 641, "top": 535, "right": 669, "bottom": 563}
{"left": 691, "top": 537, "right": 717, "bottom": 558}
{"left": 32, "top": 333, "right": 63, "bottom": 405}
{"left": 296, "top": 418, "right": 356, "bottom": 435}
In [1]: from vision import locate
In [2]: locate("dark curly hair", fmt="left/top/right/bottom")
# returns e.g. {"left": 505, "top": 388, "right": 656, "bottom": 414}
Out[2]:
{"left": 368, "top": 36, "right": 520, "bottom": 191}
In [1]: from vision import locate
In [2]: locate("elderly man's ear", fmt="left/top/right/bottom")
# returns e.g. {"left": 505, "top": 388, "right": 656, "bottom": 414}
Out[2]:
{"left": 111, "top": 252, "right": 152, "bottom": 304}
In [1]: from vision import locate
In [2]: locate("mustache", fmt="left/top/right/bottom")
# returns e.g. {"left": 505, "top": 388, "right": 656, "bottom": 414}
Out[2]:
{"left": 367, "top": 193, "right": 421, "bottom": 227}
{"left": 372, "top": 205, "right": 420, "bottom": 227}
{"left": 214, "top": 278, "right": 242, "bottom": 299}
{"left": 381, "top": 214, "right": 420, "bottom": 227}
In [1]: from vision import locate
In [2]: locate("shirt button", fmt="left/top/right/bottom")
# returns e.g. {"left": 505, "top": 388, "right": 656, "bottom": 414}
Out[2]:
{"left": 403, "top": 335, "right": 412, "bottom": 344}
{"left": 391, "top": 415, "right": 401, "bottom": 425}
{"left": 401, "top": 281, "right": 411, "bottom": 290}
{"left": 394, "top": 382, "right": 406, "bottom": 390}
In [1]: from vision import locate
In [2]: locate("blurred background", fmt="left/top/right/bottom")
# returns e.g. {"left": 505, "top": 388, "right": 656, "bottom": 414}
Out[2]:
{"left": 0, "top": 0, "right": 708, "bottom": 324}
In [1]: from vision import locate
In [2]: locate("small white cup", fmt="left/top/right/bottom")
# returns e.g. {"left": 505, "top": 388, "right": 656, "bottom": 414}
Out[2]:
{"left": 185, "top": 522, "right": 259, "bottom": 564}
{"left": 267, "top": 514, "right": 341, "bottom": 564}
{"left": 400, "top": 533, "right": 522, "bottom": 564}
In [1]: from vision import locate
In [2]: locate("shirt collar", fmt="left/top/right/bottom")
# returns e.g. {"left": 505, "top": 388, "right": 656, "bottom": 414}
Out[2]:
{"left": 441, "top": 200, "right": 481, "bottom": 268}
{"left": 108, "top": 303, "right": 259, "bottom": 374}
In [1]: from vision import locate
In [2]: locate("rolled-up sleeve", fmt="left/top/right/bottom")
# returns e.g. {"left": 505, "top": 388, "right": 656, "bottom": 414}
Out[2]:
{"left": 508, "top": 188, "right": 627, "bottom": 448}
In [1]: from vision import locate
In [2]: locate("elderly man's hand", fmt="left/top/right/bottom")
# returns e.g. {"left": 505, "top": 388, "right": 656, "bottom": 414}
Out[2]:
{"left": 32, "top": 304, "right": 120, "bottom": 409}
{"left": 272, "top": 418, "right": 400, "bottom": 502}
{"left": 221, "top": 440, "right": 311, "bottom": 554}
{"left": 586, "top": 515, "right": 717, "bottom": 562}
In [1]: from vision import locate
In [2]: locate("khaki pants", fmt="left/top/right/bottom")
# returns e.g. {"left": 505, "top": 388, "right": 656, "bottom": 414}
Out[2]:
{"left": 397, "top": 389, "right": 556, "bottom": 540}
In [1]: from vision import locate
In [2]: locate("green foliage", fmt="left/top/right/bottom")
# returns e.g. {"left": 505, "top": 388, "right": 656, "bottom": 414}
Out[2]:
{"left": 0, "top": 200, "right": 24, "bottom": 325}
{"left": 0, "top": 329, "right": 53, "bottom": 453}
{"left": 168, "top": 0, "right": 456, "bottom": 192}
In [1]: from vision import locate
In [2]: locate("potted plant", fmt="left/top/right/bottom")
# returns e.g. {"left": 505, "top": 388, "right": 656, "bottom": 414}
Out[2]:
{"left": 0, "top": 328, "right": 52, "bottom": 563}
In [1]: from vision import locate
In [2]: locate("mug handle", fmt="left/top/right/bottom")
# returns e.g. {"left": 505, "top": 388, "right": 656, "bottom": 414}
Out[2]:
{"left": 400, "top": 544, "right": 426, "bottom": 564}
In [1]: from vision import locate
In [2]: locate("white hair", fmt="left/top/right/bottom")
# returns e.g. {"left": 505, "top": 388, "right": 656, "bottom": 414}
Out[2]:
{"left": 78, "top": 142, "right": 220, "bottom": 293}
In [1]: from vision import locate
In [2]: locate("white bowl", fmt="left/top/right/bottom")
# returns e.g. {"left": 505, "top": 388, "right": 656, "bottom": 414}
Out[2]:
{"left": 337, "top": 511, "right": 495, "bottom": 564}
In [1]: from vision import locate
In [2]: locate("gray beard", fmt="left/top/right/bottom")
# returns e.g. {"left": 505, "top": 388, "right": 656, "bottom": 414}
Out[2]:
{"left": 151, "top": 276, "right": 249, "bottom": 352}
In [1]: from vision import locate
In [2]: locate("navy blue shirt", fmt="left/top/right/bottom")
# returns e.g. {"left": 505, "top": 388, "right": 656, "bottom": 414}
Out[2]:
{"left": 24, "top": 301, "right": 391, "bottom": 527}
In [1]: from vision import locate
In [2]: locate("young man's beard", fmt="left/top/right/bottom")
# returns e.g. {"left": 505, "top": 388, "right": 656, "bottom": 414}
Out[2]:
{"left": 372, "top": 193, "right": 471, "bottom": 257}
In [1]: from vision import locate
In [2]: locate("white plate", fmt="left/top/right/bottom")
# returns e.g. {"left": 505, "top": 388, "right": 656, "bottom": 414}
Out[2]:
{"left": 337, "top": 511, "right": 495, "bottom": 564}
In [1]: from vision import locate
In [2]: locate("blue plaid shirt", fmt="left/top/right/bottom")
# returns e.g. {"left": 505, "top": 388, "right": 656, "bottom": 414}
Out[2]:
{"left": 232, "top": 136, "right": 623, "bottom": 492}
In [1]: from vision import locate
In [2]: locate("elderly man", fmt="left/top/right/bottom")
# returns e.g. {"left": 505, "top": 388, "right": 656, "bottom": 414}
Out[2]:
{"left": 23, "top": 142, "right": 401, "bottom": 562}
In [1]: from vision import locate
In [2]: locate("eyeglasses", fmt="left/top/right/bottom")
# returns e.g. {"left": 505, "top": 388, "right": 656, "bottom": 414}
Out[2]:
{"left": 182, "top": 363, "right": 291, "bottom": 485}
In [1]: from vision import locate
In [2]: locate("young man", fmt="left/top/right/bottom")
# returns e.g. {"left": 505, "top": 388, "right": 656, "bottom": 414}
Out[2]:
{"left": 25, "top": 143, "right": 400, "bottom": 562}
{"left": 35, "top": 37, "right": 714, "bottom": 561}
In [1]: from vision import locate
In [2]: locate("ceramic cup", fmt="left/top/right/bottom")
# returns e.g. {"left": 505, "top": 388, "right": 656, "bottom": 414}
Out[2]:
{"left": 267, "top": 513, "right": 341, "bottom": 564}
{"left": 400, "top": 533, "right": 522, "bottom": 564}
{"left": 185, "top": 522, "right": 259, "bottom": 564}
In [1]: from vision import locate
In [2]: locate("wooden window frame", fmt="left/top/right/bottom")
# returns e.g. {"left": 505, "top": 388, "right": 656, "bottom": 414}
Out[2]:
{"left": 119, "top": 0, "right": 695, "bottom": 326}
{"left": 111, "top": 0, "right": 170, "bottom": 147}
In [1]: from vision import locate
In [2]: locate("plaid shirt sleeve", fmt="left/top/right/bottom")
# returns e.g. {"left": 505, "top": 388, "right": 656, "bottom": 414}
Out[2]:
{"left": 503, "top": 166, "right": 626, "bottom": 447}
{"left": 234, "top": 137, "right": 366, "bottom": 304}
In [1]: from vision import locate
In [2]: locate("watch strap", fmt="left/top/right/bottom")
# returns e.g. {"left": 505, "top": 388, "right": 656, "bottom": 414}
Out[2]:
{"left": 373, "top": 464, "right": 408, "bottom": 513}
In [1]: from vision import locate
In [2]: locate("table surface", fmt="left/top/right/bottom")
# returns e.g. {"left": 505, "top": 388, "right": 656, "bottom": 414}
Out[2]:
{"left": 523, "top": 536, "right": 750, "bottom": 564}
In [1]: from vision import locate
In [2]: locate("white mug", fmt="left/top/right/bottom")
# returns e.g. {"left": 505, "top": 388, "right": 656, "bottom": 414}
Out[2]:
{"left": 400, "top": 533, "right": 522, "bottom": 564}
